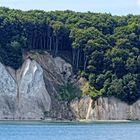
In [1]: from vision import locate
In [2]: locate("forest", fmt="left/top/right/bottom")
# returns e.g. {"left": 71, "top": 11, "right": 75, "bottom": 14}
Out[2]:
{"left": 0, "top": 7, "right": 140, "bottom": 104}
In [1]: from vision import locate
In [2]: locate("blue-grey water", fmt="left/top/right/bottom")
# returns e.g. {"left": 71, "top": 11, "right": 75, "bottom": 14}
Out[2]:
{"left": 0, "top": 121, "right": 139, "bottom": 140}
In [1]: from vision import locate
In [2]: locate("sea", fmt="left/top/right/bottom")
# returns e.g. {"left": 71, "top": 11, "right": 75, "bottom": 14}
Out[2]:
{"left": 0, "top": 121, "right": 139, "bottom": 140}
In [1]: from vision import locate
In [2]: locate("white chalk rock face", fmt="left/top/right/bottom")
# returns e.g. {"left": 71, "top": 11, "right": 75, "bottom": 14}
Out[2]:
{"left": 16, "top": 59, "right": 51, "bottom": 119}
{"left": 129, "top": 100, "right": 140, "bottom": 120}
{"left": 70, "top": 96, "right": 140, "bottom": 121}
{"left": 91, "top": 97, "right": 130, "bottom": 120}
{"left": 0, "top": 63, "right": 17, "bottom": 119}
{"left": 0, "top": 59, "right": 51, "bottom": 120}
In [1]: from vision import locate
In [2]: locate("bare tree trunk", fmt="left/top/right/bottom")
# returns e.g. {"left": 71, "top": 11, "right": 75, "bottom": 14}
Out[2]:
{"left": 72, "top": 48, "right": 75, "bottom": 65}
{"left": 47, "top": 29, "right": 49, "bottom": 49}
{"left": 32, "top": 31, "right": 37, "bottom": 49}
{"left": 60, "top": 40, "right": 63, "bottom": 50}
{"left": 55, "top": 37, "right": 59, "bottom": 55}
{"left": 84, "top": 55, "right": 88, "bottom": 71}
{"left": 49, "top": 37, "right": 52, "bottom": 51}
{"left": 40, "top": 36, "right": 43, "bottom": 49}
{"left": 76, "top": 48, "right": 80, "bottom": 69}
{"left": 43, "top": 34, "right": 46, "bottom": 49}
{"left": 53, "top": 36, "right": 55, "bottom": 52}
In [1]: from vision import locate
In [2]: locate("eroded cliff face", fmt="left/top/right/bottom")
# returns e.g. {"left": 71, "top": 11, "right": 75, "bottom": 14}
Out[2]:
{"left": 0, "top": 59, "right": 51, "bottom": 120}
{"left": 70, "top": 96, "right": 140, "bottom": 120}
{"left": 0, "top": 63, "right": 17, "bottom": 119}
{"left": 0, "top": 51, "right": 74, "bottom": 120}
{"left": 24, "top": 52, "right": 74, "bottom": 120}
{"left": 0, "top": 51, "right": 140, "bottom": 120}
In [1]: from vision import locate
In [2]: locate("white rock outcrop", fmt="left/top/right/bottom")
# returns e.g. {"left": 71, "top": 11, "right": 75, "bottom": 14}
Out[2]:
{"left": 24, "top": 52, "right": 74, "bottom": 120}
{"left": 16, "top": 59, "right": 51, "bottom": 119}
{"left": 0, "top": 63, "right": 17, "bottom": 119}
{"left": 0, "top": 59, "right": 51, "bottom": 120}
{"left": 70, "top": 96, "right": 140, "bottom": 120}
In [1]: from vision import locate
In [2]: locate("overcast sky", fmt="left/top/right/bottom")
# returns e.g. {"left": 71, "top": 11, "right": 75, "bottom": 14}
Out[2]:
{"left": 1, "top": 0, "right": 140, "bottom": 15}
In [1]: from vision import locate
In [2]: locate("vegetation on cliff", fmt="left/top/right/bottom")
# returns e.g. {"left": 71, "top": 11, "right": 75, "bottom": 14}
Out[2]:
{"left": 0, "top": 7, "right": 140, "bottom": 103}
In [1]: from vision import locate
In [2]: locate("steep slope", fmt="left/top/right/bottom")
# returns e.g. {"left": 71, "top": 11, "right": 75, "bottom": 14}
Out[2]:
{"left": 71, "top": 96, "right": 140, "bottom": 120}
{"left": 24, "top": 51, "right": 75, "bottom": 119}
{"left": 0, "top": 58, "right": 51, "bottom": 120}
{"left": 0, "top": 51, "right": 74, "bottom": 120}
{"left": 0, "top": 51, "right": 140, "bottom": 120}
{"left": 0, "top": 63, "right": 17, "bottom": 119}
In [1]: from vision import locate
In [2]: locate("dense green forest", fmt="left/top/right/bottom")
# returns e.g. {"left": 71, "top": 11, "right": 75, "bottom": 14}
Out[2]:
{"left": 0, "top": 7, "right": 140, "bottom": 104}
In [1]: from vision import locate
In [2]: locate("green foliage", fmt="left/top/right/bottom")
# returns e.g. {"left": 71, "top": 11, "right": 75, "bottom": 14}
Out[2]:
{"left": 58, "top": 83, "right": 81, "bottom": 102}
{"left": 0, "top": 7, "right": 140, "bottom": 103}
{"left": 81, "top": 82, "right": 102, "bottom": 99}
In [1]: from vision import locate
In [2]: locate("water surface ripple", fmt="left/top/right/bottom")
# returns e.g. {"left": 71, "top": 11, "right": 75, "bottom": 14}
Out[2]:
{"left": 0, "top": 122, "right": 139, "bottom": 140}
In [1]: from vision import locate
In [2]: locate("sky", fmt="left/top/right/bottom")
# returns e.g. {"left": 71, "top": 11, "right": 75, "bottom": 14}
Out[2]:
{"left": 1, "top": 0, "right": 140, "bottom": 15}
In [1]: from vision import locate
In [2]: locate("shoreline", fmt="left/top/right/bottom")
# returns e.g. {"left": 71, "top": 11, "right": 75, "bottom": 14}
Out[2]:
{"left": 0, "top": 119, "right": 136, "bottom": 125}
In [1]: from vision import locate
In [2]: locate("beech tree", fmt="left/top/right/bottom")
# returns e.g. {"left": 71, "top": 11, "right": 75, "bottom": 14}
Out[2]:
{"left": 0, "top": 7, "right": 140, "bottom": 103}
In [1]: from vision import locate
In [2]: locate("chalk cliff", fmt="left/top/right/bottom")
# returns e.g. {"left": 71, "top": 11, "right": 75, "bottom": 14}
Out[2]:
{"left": 0, "top": 51, "right": 140, "bottom": 120}
{"left": 70, "top": 96, "right": 140, "bottom": 120}
{"left": 0, "top": 51, "right": 74, "bottom": 120}
{"left": 0, "top": 59, "right": 51, "bottom": 120}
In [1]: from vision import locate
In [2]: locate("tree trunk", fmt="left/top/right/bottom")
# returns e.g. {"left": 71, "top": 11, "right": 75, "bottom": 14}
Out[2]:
{"left": 84, "top": 55, "right": 88, "bottom": 71}
{"left": 72, "top": 48, "right": 76, "bottom": 65}
{"left": 49, "top": 37, "right": 52, "bottom": 51}
{"left": 43, "top": 34, "right": 46, "bottom": 49}
{"left": 55, "top": 37, "right": 59, "bottom": 55}
{"left": 76, "top": 48, "right": 80, "bottom": 69}
{"left": 32, "top": 31, "right": 37, "bottom": 49}
{"left": 53, "top": 36, "right": 56, "bottom": 52}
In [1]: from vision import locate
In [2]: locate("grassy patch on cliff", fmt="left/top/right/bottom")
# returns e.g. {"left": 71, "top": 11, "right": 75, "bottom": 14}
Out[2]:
{"left": 58, "top": 82, "right": 81, "bottom": 102}
{"left": 81, "top": 82, "right": 103, "bottom": 99}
